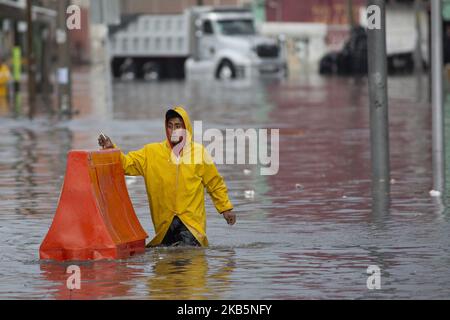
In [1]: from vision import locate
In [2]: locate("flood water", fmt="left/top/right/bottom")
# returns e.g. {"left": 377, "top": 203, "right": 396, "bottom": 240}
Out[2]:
{"left": 1, "top": 67, "right": 450, "bottom": 299}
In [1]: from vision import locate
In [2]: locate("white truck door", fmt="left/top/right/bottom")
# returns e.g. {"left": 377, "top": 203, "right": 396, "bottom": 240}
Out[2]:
{"left": 199, "top": 19, "right": 216, "bottom": 61}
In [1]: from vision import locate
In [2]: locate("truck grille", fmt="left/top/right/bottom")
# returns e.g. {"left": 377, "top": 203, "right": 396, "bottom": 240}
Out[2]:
{"left": 256, "top": 44, "right": 279, "bottom": 58}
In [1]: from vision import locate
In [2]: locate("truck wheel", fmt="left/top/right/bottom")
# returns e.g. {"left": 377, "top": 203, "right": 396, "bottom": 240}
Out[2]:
{"left": 143, "top": 62, "right": 160, "bottom": 81}
{"left": 216, "top": 60, "right": 236, "bottom": 80}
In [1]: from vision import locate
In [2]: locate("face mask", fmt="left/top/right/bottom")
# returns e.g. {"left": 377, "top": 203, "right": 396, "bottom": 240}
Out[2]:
{"left": 170, "top": 129, "right": 184, "bottom": 144}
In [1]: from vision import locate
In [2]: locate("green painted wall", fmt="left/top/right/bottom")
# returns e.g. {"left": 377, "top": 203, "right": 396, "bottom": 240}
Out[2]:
{"left": 252, "top": 0, "right": 266, "bottom": 24}
{"left": 444, "top": 0, "right": 450, "bottom": 21}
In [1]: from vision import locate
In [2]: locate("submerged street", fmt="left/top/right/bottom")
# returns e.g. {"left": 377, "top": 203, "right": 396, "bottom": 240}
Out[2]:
{"left": 1, "top": 68, "right": 450, "bottom": 299}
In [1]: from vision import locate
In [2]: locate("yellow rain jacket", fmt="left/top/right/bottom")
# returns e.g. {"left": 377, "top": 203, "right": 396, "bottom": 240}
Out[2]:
{"left": 0, "top": 64, "right": 11, "bottom": 98}
{"left": 116, "top": 106, "right": 233, "bottom": 247}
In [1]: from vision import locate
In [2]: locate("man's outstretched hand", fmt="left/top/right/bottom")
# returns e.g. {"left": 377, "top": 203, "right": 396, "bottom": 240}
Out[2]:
{"left": 223, "top": 211, "right": 236, "bottom": 225}
{"left": 98, "top": 134, "right": 114, "bottom": 150}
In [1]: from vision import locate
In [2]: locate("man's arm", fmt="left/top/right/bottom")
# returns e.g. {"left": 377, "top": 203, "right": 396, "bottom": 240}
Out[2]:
{"left": 98, "top": 134, "right": 146, "bottom": 176}
{"left": 118, "top": 147, "right": 147, "bottom": 177}
{"left": 201, "top": 148, "right": 236, "bottom": 225}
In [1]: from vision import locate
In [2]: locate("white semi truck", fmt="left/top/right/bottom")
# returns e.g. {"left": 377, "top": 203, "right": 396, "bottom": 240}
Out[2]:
{"left": 109, "top": 6, "right": 287, "bottom": 80}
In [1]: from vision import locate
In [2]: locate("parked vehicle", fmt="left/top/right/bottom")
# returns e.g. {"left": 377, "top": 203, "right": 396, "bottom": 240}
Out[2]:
{"left": 109, "top": 6, "right": 287, "bottom": 80}
{"left": 320, "top": 6, "right": 428, "bottom": 76}
{"left": 319, "top": 26, "right": 368, "bottom": 76}
{"left": 319, "top": 27, "right": 421, "bottom": 76}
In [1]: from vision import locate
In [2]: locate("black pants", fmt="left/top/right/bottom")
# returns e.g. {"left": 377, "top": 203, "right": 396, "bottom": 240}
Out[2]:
{"left": 161, "top": 216, "right": 200, "bottom": 247}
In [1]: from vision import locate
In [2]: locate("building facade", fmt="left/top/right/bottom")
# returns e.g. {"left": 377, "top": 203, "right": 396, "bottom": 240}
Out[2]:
{"left": 120, "top": 0, "right": 252, "bottom": 15}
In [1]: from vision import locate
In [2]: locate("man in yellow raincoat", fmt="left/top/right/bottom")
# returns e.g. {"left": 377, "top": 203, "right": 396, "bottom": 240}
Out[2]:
{"left": 98, "top": 106, "right": 236, "bottom": 247}
{"left": 0, "top": 57, "right": 11, "bottom": 98}
{"left": 0, "top": 57, "right": 11, "bottom": 115}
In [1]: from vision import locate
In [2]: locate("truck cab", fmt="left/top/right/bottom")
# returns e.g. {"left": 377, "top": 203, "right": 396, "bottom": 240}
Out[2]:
{"left": 186, "top": 7, "right": 288, "bottom": 80}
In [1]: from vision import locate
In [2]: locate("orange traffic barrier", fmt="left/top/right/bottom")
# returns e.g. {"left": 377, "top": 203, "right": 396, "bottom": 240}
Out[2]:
{"left": 40, "top": 149, "right": 148, "bottom": 261}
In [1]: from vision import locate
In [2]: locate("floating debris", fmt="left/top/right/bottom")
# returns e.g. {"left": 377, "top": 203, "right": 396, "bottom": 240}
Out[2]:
{"left": 391, "top": 212, "right": 423, "bottom": 217}
{"left": 295, "top": 183, "right": 304, "bottom": 191}
{"left": 243, "top": 169, "right": 252, "bottom": 176}
{"left": 429, "top": 190, "right": 441, "bottom": 197}
{"left": 244, "top": 190, "right": 255, "bottom": 199}
{"left": 390, "top": 179, "right": 396, "bottom": 185}
{"left": 126, "top": 176, "right": 138, "bottom": 186}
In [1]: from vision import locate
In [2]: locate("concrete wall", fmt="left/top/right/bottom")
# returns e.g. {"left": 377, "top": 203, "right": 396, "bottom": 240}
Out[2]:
{"left": 265, "top": 0, "right": 365, "bottom": 24}
{"left": 261, "top": 22, "right": 328, "bottom": 71}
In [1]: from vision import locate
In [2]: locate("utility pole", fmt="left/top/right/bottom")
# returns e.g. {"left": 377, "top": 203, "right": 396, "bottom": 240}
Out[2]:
{"left": 347, "top": 0, "right": 355, "bottom": 29}
{"left": 12, "top": 21, "right": 22, "bottom": 108}
{"left": 57, "top": 0, "right": 72, "bottom": 117}
{"left": 431, "top": 0, "right": 445, "bottom": 193}
{"left": 26, "top": 0, "right": 36, "bottom": 119}
{"left": 414, "top": 0, "right": 424, "bottom": 74}
{"left": 367, "top": 0, "right": 390, "bottom": 201}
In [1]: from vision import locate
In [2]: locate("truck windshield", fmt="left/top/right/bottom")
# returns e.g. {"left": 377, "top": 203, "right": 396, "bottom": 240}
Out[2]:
{"left": 216, "top": 19, "right": 255, "bottom": 36}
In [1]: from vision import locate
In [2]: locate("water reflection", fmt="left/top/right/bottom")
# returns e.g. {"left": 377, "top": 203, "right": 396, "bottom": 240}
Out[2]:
{"left": 4, "top": 126, "right": 73, "bottom": 216}
{"left": 147, "top": 248, "right": 235, "bottom": 300}
{"left": 0, "top": 96, "right": 8, "bottom": 117}
{"left": 11, "top": 128, "right": 38, "bottom": 215}
{"left": 371, "top": 187, "right": 390, "bottom": 223}
{"left": 11, "top": 93, "right": 22, "bottom": 118}
{"left": 112, "top": 78, "right": 274, "bottom": 126}
{"left": 39, "top": 261, "right": 144, "bottom": 300}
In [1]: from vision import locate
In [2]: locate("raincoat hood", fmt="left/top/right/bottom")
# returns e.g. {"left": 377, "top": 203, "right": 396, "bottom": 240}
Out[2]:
{"left": 165, "top": 106, "right": 193, "bottom": 149}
